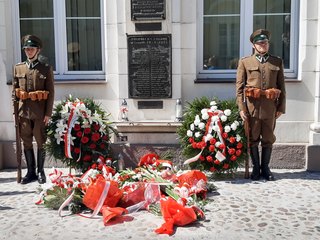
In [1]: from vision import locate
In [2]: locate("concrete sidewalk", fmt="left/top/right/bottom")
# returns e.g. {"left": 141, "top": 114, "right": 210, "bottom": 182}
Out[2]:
{"left": 0, "top": 168, "right": 320, "bottom": 240}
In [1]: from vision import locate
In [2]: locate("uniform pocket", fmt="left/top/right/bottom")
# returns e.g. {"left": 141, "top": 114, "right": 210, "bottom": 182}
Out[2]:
{"left": 247, "top": 66, "right": 260, "bottom": 83}
{"left": 268, "top": 65, "right": 280, "bottom": 81}
{"left": 16, "top": 73, "right": 26, "bottom": 89}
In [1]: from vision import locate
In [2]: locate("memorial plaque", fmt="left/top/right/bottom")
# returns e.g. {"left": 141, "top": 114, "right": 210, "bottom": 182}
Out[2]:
{"left": 131, "top": 0, "right": 166, "bottom": 20}
{"left": 127, "top": 34, "right": 172, "bottom": 99}
{"left": 138, "top": 101, "right": 163, "bottom": 109}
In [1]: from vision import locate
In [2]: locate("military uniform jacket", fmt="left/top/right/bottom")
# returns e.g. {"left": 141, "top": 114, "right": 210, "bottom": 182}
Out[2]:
{"left": 12, "top": 60, "right": 55, "bottom": 120}
{"left": 236, "top": 54, "right": 286, "bottom": 119}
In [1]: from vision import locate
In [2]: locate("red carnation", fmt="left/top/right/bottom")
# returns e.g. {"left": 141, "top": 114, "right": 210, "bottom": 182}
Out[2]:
{"left": 188, "top": 137, "right": 194, "bottom": 143}
{"left": 223, "top": 163, "right": 229, "bottom": 169}
{"left": 83, "top": 155, "right": 92, "bottom": 162}
{"left": 81, "top": 136, "right": 89, "bottom": 144}
{"left": 91, "top": 133, "right": 100, "bottom": 142}
{"left": 228, "top": 148, "right": 236, "bottom": 155}
{"left": 236, "top": 149, "right": 242, "bottom": 156}
{"left": 199, "top": 155, "right": 205, "bottom": 161}
{"left": 214, "top": 159, "right": 220, "bottom": 165}
{"left": 222, "top": 132, "right": 228, "bottom": 139}
{"left": 210, "top": 138, "right": 216, "bottom": 145}
{"left": 84, "top": 128, "right": 91, "bottom": 134}
{"left": 236, "top": 142, "right": 243, "bottom": 149}
{"left": 89, "top": 143, "right": 97, "bottom": 149}
{"left": 206, "top": 156, "right": 213, "bottom": 162}
{"left": 74, "top": 124, "right": 81, "bottom": 131}
{"left": 76, "top": 131, "right": 83, "bottom": 138}
{"left": 209, "top": 145, "right": 215, "bottom": 152}
{"left": 192, "top": 142, "right": 197, "bottom": 149}
{"left": 74, "top": 147, "right": 81, "bottom": 154}
{"left": 209, "top": 167, "right": 216, "bottom": 172}
{"left": 230, "top": 155, "right": 237, "bottom": 161}
{"left": 93, "top": 123, "right": 100, "bottom": 131}
{"left": 229, "top": 137, "right": 236, "bottom": 143}
{"left": 219, "top": 143, "right": 225, "bottom": 150}
{"left": 100, "top": 143, "right": 106, "bottom": 149}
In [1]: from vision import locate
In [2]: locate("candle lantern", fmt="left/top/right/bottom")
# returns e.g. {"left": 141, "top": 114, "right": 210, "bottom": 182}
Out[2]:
{"left": 119, "top": 99, "right": 129, "bottom": 121}
{"left": 175, "top": 98, "right": 183, "bottom": 122}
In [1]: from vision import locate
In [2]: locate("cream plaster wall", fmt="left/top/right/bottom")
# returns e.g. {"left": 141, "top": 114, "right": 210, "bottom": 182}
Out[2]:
{"left": 0, "top": 0, "right": 318, "bottom": 147}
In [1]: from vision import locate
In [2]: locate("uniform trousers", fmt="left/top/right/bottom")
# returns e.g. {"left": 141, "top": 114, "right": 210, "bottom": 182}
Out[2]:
{"left": 19, "top": 117, "right": 46, "bottom": 150}
{"left": 249, "top": 116, "right": 276, "bottom": 148}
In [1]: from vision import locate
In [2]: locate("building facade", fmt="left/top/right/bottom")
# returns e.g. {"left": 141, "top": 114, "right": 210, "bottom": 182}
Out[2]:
{"left": 0, "top": 0, "right": 319, "bottom": 170}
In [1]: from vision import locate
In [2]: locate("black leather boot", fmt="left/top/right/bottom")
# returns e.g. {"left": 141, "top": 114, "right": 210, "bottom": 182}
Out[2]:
{"left": 21, "top": 149, "right": 37, "bottom": 184}
{"left": 261, "top": 147, "right": 275, "bottom": 181}
{"left": 37, "top": 148, "right": 46, "bottom": 184}
{"left": 250, "top": 146, "right": 260, "bottom": 180}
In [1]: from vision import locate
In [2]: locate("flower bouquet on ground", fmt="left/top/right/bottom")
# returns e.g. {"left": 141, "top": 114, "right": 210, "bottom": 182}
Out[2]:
{"left": 45, "top": 95, "right": 116, "bottom": 172}
{"left": 36, "top": 152, "right": 215, "bottom": 235}
{"left": 177, "top": 97, "right": 247, "bottom": 177}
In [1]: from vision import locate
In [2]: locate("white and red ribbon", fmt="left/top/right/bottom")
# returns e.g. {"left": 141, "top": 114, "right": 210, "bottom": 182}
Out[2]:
{"left": 184, "top": 110, "right": 226, "bottom": 165}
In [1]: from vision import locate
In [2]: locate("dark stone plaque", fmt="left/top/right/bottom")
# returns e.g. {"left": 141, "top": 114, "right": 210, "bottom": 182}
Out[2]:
{"left": 127, "top": 34, "right": 172, "bottom": 99}
{"left": 131, "top": 0, "right": 166, "bottom": 20}
{"left": 138, "top": 101, "right": 163, "bottom": 109}
{"left": 135, "top": 22, "right": 162, "bottom": 31}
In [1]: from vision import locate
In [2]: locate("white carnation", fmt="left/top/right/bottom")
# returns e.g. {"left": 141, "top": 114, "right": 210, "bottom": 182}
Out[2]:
{"left": 201, "top": 108, "right": 208, "bottom": 115}
{"left": 194, "top": 115, "right": 201, "bottom": 126}
{"left": 204, "top": 134, "right": 213, "bottom": 142}
{"left": 224, "top": 125, "right": 231, "bottom": 133}
{"left": 231, "top": 123, "right": 237, "bottom": 130}
{"left": 202, "top": 113, "right": 209, "bottom": 120}
{"left": 236, "top": 134, "right": 242, "bottom": 142}
{"left": 199, "top": 122, "right": 205, "bottom": 130}
{"left": 187, "top": 130, "right": 193, "bottom": 137}
{"left": 220, "top": 115, "right": 227, "bottom": 122}
{"left": 224, "top": 109, "right": 231, "bottom": 116}
{"left": 190, "top": 123, "right": 195, "bottom": 131}
{"left": 195, "top": 132, "right": 201, "bottom": 138}
{"left": 210, "top": 101, "right": 217, "bottom": 106}
{"left": 211, "top": 105, "right": 218, "bottom": 111}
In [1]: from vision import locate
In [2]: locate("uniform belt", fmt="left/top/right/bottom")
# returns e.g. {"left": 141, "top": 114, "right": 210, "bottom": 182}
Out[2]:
{"left": 244, "top": 87, "right": 281, "bottom": 100}
{"left": 15, "top": 88, "right": 49, "bottom": 101}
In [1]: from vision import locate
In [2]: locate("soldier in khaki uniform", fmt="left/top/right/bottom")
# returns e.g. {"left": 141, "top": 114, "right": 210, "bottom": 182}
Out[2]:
{"left": 236, "top": 29, "right": 286, "bottom": 181}
{"left": 12, "top": 35, "right": 55, "bottom": 184}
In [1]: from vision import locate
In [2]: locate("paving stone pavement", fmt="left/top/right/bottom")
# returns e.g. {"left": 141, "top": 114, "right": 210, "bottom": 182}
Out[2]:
{"left": 0, "top": 168, "right": 320, "bottom": 240}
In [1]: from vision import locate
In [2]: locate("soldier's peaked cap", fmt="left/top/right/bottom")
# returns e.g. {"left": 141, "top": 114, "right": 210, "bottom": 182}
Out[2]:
{"left": 22, "top": 35, "right": 42, "bottom": 49}
{"left": 250, "top": 29, "right": 271, "bottom": 43}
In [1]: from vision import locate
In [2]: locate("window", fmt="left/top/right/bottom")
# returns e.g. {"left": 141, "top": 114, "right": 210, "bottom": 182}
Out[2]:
{"left": 17, "top": 0, "right": 104, "bottom": 80}
{"left": 198, "top": 0, "right": 299, "bottom": 80}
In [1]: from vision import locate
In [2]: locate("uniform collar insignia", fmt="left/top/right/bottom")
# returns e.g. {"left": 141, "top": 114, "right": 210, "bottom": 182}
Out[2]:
{"left": 26, "top": 59, "right": 39, "bottom": 69}
{"left": 255, "top": 53, "right": 269, "bottom": 63}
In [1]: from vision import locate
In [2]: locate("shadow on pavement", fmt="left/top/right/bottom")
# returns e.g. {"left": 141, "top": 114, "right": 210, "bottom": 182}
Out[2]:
{"left": 210, "top": 170, "right": 320, "bottom": 184}
{"left": 0, "top": 190, "right": 36, "bottom": 196}
{"left": 0, "top": 205, "right": 14, "bottom": 210}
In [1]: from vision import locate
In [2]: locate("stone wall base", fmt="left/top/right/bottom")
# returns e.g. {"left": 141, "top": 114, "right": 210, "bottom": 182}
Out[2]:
{"left": 306, "top": 145, "right": 320, "bottom": 171}
{"left": 0, "top": 141, "right": 307, "bottom": 170}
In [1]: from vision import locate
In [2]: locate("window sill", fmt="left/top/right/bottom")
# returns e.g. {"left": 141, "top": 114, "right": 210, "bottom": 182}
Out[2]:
{"left": 54, "top": 79, "right": 107, "bottom": 84}
{"left": 195, "top": 78, "right": 235, "bottom": 83}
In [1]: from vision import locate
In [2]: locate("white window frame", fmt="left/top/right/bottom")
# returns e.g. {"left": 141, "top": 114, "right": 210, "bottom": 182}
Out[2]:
{"left": 197, "top": 0, "right": 300, "bottom": 81}
{"left": 12, "top": 0, "right": 106, "bottom": 81}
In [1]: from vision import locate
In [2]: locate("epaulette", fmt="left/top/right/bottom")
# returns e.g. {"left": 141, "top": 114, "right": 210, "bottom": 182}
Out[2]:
{"left": 15, "top": 62, "right": 26, "bottom": 66}
{"left": 269, "top": 54, "right": 281, "bottom": 59}
{"left": 241, "top": 56, "right": 250, "bottom": 60}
